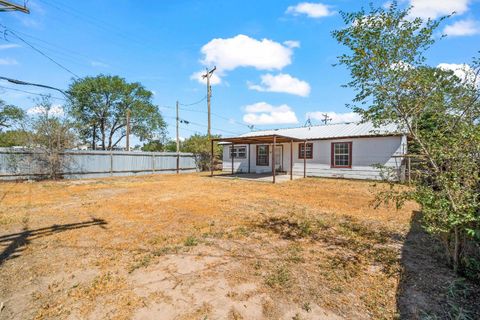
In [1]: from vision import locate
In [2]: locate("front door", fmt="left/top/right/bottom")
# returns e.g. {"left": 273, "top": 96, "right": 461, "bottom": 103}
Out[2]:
{"left": 275, "top": 145, "right": 283, "bottom": 171}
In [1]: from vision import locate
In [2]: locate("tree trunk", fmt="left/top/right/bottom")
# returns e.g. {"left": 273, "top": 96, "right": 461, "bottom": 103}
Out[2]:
{"left": 92, "top": 124, "right": 96, "bottom": 150}
{"left": 101, "top": 119, "right": 106, "bottom": 150}
{"left": 453, "top": 226, "right": 460, "bottom": 273}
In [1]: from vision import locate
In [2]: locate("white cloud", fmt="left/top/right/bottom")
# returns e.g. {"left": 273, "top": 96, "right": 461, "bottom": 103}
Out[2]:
{"left": 90, "top": 60, "right": 109, "bottom": 68}
{"left": 444, "top": 19, "right": 480, "bottom": 37}
{"left": 199, "top": 34, "right": 295, "bottom": 72}
{"left": 286, "top": 2, "right": 335, "bottom": 18}
{"left": 0, "top": 44, "right": 21, "bottom": 50}
{"left": 190, "top": 70, "right": 222, "bottom": 86}
{"left": 243, "top": 102, "right": 298, "bottom": 125}
{"left": 248, "top": 73, "right": 311, "bottom": 97}
{"left": 306, "top": 111, "right": 361, "bottom": 124}
{"left": 283, "top": 40, "right": 300, "bottom": 48}
{"left": 437, "top": 63, "right": 478, "bottom": 85}
{"left": 408, "top": 0, "right": 470, "bottom": 19}
{"left": 27, "top": 104, "right": 64, "bottom": 117}
{"left": 0, "top": 58, "right": 19, "bottom": 65}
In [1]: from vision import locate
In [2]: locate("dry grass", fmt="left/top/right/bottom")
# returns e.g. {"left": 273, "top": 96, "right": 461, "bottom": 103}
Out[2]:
{"left": 0, "top": 172, "right": 424, "bottom": 319}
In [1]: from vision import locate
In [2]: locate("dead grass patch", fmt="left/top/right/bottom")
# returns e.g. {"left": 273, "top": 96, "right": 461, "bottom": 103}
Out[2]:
{"left": 1, "top": 173, "right": 475, "bottom": 319}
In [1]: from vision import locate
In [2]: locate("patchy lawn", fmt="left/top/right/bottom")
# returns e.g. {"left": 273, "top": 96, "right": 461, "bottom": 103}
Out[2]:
{"left": 0, "top": 173, "right": 478, "bottom": 319}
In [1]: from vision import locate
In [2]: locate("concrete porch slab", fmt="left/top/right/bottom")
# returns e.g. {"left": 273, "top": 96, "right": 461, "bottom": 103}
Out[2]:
{"left": 212, "top": 172, "right": 303, "bottom": 183}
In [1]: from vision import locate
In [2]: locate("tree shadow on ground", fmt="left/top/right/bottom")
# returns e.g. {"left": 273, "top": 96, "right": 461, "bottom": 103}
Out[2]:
{"left": 396, "top": 211, "right": 480, "bottom": 319}
{"left": 0, "top": 218, "right": 107, "bottom": 266}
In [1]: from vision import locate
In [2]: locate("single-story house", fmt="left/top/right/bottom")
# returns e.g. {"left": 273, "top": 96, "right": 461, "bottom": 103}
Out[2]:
{"left": 212, "top": 122, "right": 407, "bottom": 181}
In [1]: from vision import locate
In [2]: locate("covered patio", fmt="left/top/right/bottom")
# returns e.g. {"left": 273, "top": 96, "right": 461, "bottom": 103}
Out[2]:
{"left": 210, "top": 134, "right": 308, "bottom": 184}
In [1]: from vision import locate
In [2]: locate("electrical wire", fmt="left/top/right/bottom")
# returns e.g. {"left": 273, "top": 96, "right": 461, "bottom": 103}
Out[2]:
{"left": 179, "top": 96, "right": 207, "bottom": 106}
{"left": 0, "top": 85, "right": 67, "bottom": 101}
{"left": 0, "top": 24, "right": 80, "bottom": 78}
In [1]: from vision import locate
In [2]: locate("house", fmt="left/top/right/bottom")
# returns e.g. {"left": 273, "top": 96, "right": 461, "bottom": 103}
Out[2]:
{"left": 213, "top": 122, "right": 407, "bottom": 181}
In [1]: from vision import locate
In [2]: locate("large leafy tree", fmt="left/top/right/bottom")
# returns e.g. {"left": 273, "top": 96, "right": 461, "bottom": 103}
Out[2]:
{"left": 0, "top": 130, "right": 29, "bottom": 147}
{"left": 332, "top": 3, "right": 480, "bottom": 275}
{"left": 67, "top": 75, "right": 166, "bottom": 150}
{"left": 182, "top": 133, "right": 222, "bottom": 171}
{"left": 0, "top": 99, "right": 25, "bottom": 131}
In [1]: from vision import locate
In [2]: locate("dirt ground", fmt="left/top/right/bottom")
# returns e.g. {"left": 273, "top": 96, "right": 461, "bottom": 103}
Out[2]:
{"left": 0, "top": 173, "right": 478, "bottom": 320}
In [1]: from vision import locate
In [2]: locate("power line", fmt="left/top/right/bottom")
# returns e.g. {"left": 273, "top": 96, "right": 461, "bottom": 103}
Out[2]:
{"left": 0, "top": 85, "right": 67, "bottom": 101}
{"left": 1, "top": 23, "right": 80, "bottom": 78}
{"left": 36, "top": 0, "right": 158, "bottom": 52}
{"left": 0, "top": 0, "right": 29, "bottom": 13}
{"left": 0, "top": 76, "right": 68, "bottom": 96}
{"left": 163, "top": 115, "right": 241, "bottom": 136}
{"left": 161, "top": 104, "right": 251, "bottom": 129}
{"left": 179, "top": 96, "right": 207, "bottom": 106}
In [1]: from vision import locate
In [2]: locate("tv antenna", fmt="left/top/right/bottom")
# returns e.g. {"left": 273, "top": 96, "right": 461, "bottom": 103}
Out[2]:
{"left": 321, "top": 113, "right": 332, "bottom": 125}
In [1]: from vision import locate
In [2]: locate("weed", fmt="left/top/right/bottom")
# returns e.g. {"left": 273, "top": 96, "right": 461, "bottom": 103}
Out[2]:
{"left": 152, "top": 246, "right": 174, "bottom": 256}
{"left": 302, "top": 302, "right": 311, "bottom": 312}
{"left": 287, "top": 244, "right": 305, "bottom": 263}
{"left": 445, "top": 279, "right": 474, "bottom": 320}
{"left": 184, "top": 236, "right": 198, "bottom": 247}
{"left": 128, "top": 254, "right": 152, "bottom": 273}
{"left": 265, "top": 265, "right": 291, "bottom": 288}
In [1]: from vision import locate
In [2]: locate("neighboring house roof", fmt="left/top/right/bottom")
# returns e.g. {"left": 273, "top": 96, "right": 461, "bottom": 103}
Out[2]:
{"left": 239, "top": 122, "right": 403, "bottom": 141}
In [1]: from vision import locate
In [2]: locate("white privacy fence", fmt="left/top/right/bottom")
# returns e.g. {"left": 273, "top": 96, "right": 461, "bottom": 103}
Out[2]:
{"left": 0, "top": 149, "right": 198, "bottom": 180}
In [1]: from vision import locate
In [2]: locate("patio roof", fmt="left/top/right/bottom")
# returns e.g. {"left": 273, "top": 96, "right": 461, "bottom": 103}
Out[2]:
{"left": 210, "top": 134, "right": 308, "bottom": 184}
{"left": 211, "top": 134, "right": 305, "bottom": 144}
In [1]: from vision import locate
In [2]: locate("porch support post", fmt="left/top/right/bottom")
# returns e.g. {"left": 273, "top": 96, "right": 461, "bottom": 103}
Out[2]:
{"left": 290, "top": 140, "right": 293, "bottom": 180}
{"left": 231, "top": 143, "right": 235, "bottom": 175}
{"left": 303, "top": 140, "right": 307, "bottom": 178}
{"left": 272, "top": 136, "right": 276, "bottom": 184}
{"left": 210, "top": 139, "right": 214, "bottom": 177}
{"left": 248, "top": 143, "right": 251, "bottom": 173}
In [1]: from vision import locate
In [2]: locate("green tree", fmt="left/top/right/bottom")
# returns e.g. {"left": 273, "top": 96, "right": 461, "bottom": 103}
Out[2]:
{"left": 141, "top": 139, "right": 180, "bottom": 152}
{"left": 0, "top": 130, "right": 29, "bottom": 147}
{"left": 181, "top": 134, "right": 222, "bottom": 171}
{"left": 67, "top": 75, "right": 166, "bottom": 150}
{"left": 0, "top": 99, "right": 25, "bottom": 130}
{"left": 332, "top": 3, "right": 480, "bottom": 275}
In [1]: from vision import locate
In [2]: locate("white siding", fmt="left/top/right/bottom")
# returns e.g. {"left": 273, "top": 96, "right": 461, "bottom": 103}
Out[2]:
{"left": 222, "top": 136, "right": 406, "bottom": 180}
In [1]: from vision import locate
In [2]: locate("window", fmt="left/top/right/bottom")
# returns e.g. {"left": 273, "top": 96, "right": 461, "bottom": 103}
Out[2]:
{"left": 230, "top": 146, "right": 246, "bottom": 159}
{"left": 298, "top": 143, "right": 313, "bottom": 159}
{"left": 331, "top": 142, "right": 352, "bottom": 168}
{"left": 256, "top": 145, "right": 269, "bottom": 166}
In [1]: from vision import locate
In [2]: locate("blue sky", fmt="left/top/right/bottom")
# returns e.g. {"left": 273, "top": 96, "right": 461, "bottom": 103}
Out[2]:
{"left": 0, "top": 0, "right": 479, "bottom": 145}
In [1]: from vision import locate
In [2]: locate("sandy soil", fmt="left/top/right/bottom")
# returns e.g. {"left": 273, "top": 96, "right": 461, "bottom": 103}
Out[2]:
{"left": 0, "top": 173, "right": 477, "bottom": 319}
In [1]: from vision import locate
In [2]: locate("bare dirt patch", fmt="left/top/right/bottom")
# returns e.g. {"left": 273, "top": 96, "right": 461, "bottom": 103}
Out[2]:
{"left": 0, "top": 173, "right": 477, "bottom": 319}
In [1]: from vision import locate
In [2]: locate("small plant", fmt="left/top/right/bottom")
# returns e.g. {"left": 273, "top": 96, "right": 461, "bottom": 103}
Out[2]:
{"left": 128, "top": 254, "right": 152, "bottom": 273}
{"left": 302, "top": 302, "right": 311, "bottom": 313}
{"left": 298, "top": 220, "right": 313, "bottom": 237}
{"left": 265, "top": 265, "right": 291, "bottom": 288}
{"left": 184, "top": 235, "right": 198, "bottom": 247}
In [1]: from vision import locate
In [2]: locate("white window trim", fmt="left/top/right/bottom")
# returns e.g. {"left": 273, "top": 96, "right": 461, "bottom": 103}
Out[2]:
{"left": 229, "top": 145, "right": 247, "bottom": 159}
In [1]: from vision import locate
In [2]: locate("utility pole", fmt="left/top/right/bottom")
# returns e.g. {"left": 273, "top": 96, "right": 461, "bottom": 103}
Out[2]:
{"left": 126, "top": 109, "right": 131, "bottom": 151}
{"left": 0, "top": 0, "right": 30, "bottom": 13}
{"left": 176, "top": 101, "right": 180, "bottom": 153}
{"left": 321, "top": 113, "right": 332, "bottom": 125}
{"left": 202, "top": 66, "right": 216, "bottom": 139}
{"left": 176, "top": 100, "right": 180, "bottom": 174}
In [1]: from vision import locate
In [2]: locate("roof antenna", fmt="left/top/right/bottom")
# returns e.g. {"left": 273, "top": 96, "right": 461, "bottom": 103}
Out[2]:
{"left": 247, "top": 125, "right": 255, "bottom": 131}
{"left": 321, "top": 113, "right": 332, "bottom": 125}
{"left": 304, "top": 117, "right": 313, "bottom": 130}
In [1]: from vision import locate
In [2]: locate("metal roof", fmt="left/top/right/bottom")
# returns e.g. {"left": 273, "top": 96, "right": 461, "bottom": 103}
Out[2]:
{"left": 238, "top": 122, "right": 403, "bottom": 141}
{"left": 212, "top": 134, "right": 304, "bottom": 144}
